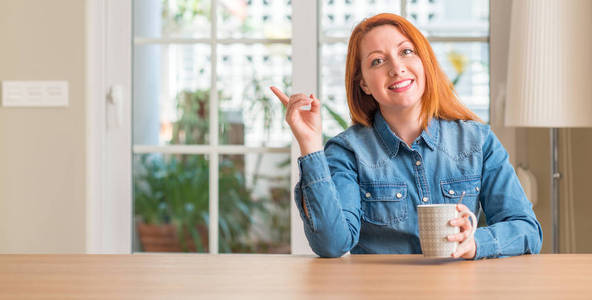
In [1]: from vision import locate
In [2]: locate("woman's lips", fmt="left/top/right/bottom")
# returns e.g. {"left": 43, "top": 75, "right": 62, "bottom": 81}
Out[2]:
{"left": 388, "top": 79, "right": 413, "bottom": 93}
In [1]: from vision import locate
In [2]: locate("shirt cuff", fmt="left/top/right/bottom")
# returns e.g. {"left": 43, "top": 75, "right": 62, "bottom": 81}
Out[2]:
{"left": 297, "top": 150, "right": 331, "bottom": 187}
{"left": 473, "top": 227, "right": 501, "bottom": 260}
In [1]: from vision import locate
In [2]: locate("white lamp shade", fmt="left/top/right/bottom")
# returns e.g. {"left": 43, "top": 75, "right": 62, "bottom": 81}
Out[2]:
{"left": 505, "top": 0, "right": 592, "bottom": 128}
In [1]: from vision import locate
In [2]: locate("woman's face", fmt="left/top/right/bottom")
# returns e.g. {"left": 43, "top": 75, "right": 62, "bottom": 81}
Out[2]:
{"left": 358, "top": 25, "right": 425, "bottom": 113}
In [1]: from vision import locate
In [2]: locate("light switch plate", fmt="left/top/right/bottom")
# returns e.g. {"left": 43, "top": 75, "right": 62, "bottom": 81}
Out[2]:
{"left": 1, "top": 81, "right": 69, "bottom": 107}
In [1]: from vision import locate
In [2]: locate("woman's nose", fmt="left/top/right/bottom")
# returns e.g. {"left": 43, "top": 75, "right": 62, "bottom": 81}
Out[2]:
{"left": 388, "top": 58, "right": 406, "bottom": 77}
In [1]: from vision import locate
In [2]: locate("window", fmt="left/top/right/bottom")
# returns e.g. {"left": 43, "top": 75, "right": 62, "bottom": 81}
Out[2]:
{"left": 131, "top": 0, "right": 489, "bottom": 254}
{"left": 133, "top": 0, "right": 292, "bottom": 254}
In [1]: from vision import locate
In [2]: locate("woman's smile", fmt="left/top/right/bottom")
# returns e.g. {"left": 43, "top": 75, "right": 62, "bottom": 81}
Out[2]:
{"left": 388, "top": 79, "right": 414, "bottom": 93}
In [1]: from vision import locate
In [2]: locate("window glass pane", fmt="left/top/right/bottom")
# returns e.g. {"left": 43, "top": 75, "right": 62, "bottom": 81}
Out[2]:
{"left": 407, "top": 0, "right": 489, "bottom": 37}
{"left": 133, "top": 153, "right": 210, "bottom": 253}
{"left": 320, "top": 42, "right": 351, "bottom": 141}
{"left": 321, "top": 0, "right": 401, "bottom": 38}
{"left": 219, "top": 153, "right": 291, "bottom": 253}
{"left": 133, "top": 44, "right": 211, "bottom": 145}
{"left": 217, "top": 0, "right": 291, "bottom": 39}
{"left": 431, "top": 42, "right": 489, "bottom": 122}
{"left": 134, "top": 0, "right": 211, "bottom": 39}
{"left": 217, "top": 44, "right": 292, "bottom": 147}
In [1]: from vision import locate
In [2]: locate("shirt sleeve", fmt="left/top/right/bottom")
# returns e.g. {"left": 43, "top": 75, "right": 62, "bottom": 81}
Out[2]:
{"left": 473, "top": 127, "right": 543, "bottom": 259}
{"left": 294, "top": 137, "right": 362, "bottom": 258}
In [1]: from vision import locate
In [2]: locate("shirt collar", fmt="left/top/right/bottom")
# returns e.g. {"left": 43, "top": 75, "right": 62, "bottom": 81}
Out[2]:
{"left": 373, "top": 110, "right": 401, "bottom": 157}
{"left": 420, "top": 117, "right": 439, "bottom": 151}
{"left": 373, "top": 110, "right": 440, "bottom": 156}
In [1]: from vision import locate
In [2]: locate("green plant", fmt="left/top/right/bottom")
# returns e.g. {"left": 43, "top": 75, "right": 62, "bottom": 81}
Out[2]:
{"left": 134, "top": 153, "right": 209, "bottom": 251}
{"left": 134, "top": 87, "right": 291, "bottom": 253}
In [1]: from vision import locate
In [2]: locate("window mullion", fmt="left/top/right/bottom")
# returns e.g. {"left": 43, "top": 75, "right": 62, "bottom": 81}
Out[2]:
{"left": 401, "top": 0, "right": 407, "bottom": 18}
{"left": 132, "top": 145, "right": 291, "bottom": 154}
{"left": 428, "top": 36, "right": 489, "bottom": 42}
{"left": 290, "top": 0, "right": 318, "bottom": 255}
{"left": 209, "top": 0, "right": 219, "bottom": 255}
{"left": 134, "top": 37, "right": 291, "bottom": 45}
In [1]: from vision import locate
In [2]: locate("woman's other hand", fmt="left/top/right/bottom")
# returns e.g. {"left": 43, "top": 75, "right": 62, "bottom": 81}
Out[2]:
{"left": 448, "top": 204, "right": 477, "bottom": 259}
{"left": 270, "top": 86, "right": 323, "bottom": 156}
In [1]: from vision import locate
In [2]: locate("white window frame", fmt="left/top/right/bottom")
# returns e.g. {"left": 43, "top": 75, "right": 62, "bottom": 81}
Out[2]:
{"left": 86, "top": 0, "right": 512, "bottom": 254}
{"left": 86, "top": 0, "right": 133, "bottom": 253}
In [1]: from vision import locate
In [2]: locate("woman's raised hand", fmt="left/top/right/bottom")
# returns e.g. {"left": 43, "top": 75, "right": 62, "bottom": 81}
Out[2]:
{"left": 270, "top": 86, "right": 323, "bottom": 156}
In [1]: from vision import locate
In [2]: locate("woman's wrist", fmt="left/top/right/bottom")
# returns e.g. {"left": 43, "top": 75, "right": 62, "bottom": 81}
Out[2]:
{"left": 299, "top": 142, "right": 323, "bottom": 157}
{"left": 300, "top": 146, "right": 323, "bottom": 157}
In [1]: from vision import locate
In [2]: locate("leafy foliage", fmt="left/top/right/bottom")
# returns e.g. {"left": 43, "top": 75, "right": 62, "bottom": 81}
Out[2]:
{"left": 134, "top": 86, "right": 291, "bottom": 253}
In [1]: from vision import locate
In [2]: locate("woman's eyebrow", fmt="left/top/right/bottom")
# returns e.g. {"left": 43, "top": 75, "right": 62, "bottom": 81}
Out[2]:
{"left": 366, "top": 50, "right": 383, "bottom": 58}
{"left": 365, "top": 40, "right": 411, "bottom": 58}
{"left": 397, "top": 39, "right": 413, "bottom": 48}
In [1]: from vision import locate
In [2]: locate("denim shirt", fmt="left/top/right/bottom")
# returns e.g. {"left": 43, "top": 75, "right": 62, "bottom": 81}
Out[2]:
{"left": 294, "top": 111, "right": 543, "bottom": 259}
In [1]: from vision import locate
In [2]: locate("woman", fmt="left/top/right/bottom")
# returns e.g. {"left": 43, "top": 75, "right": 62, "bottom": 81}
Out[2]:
{"left": 270, "top": 13, "right": 542, "bottom": 259}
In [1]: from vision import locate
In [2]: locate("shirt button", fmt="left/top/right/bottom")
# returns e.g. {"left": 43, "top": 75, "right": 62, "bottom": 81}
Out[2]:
{"left": 365, "top": 192, "right": 371, "bottom": 198}
{"left": 415, "top": 160, "right": 421, "bottom": 166}
{"left": 475, "top": 187, "right": 480, "bottom": 192}
{"left": 448, "top": 190, "right": 455, "bottom": 195}
{"left": 422, "top": 197, "right": 429, "bottom": 202}
{"left": 396, "top": 192, "right": 403, "bottom": 199}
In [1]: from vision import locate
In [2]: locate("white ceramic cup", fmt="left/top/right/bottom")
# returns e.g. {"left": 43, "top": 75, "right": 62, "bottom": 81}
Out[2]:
{"left": 417, "top": 204, "right": 478, "bottom": 258}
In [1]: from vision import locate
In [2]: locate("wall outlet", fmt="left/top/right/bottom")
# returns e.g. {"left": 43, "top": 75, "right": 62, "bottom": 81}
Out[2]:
{"left": 1, "top": 81, "right": 69, "bottom": 107}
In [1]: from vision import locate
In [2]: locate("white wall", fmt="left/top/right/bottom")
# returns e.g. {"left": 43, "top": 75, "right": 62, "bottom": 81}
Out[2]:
{"left": 0, "top": 0, "right": 86, "bottom": 253}
{"left": 490, "top": 0, "right": 516, "bottom": 164}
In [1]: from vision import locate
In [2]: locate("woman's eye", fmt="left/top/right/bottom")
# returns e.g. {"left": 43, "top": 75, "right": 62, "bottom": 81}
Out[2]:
{"left": 371, "top": 58, "right": 384, "bottom": 66}
{"left": 402, "top": 48, "right": 415, "bottom": 56}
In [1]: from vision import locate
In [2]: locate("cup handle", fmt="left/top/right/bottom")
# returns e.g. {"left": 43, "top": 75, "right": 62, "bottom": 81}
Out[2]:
{"left": 459, "top": 209, "right": 478, "bottom": 237}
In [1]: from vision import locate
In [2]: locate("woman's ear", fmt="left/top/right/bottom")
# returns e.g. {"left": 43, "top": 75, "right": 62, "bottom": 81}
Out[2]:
{"left": 359, "top": 79, "right": 371, "bottom": 95}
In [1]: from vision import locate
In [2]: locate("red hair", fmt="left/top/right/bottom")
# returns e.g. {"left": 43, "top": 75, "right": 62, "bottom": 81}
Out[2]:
{"left": 345, "top": 13, "right": 482, "bottom": 128}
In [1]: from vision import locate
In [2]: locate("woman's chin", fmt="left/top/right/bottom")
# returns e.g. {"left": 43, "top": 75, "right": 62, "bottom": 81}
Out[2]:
{"left": 378, "top": 98, "right": 422, "bottom": 112}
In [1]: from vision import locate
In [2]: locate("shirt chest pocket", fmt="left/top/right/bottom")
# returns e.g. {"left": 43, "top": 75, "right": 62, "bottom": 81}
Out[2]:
{"left": 440, "top": 175, "right": 481, "bottom": 211}
{"left": 359, "top": 182, "right": 408, "bottom": 226}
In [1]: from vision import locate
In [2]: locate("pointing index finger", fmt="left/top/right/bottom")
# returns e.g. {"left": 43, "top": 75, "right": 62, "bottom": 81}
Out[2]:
{"left": 270, "top": 86, "right": 289, "bottom": 106}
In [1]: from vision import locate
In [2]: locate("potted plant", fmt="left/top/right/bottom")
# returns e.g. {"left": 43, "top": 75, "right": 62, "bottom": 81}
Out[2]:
{"left": 134, "top": 88, "right": 275, "bottom": 253}
{"left": 134, "top": 153, "right": 209, "bottom": 252}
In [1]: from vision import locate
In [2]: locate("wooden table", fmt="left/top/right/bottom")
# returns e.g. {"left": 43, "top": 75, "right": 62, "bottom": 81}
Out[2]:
{"left": 1, "top": 254, "right": 591, "bottom": 299}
